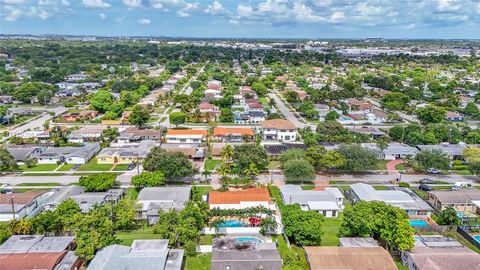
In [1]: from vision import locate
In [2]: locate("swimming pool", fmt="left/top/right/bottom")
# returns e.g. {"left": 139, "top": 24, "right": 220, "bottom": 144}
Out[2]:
{"left": 217, "top": 220, "right": 247, "bottom": 227}
{"left": 473, "top": 235, "right": 480, "bottom": 243}
{"left": 409, "top": 219, "right": 429, "bottom": 227}
{"left": 340, "top": 116, "right": 353, "bottom": 121}
{"left": 235, "top": 237, "right": 263, "bottom": 243}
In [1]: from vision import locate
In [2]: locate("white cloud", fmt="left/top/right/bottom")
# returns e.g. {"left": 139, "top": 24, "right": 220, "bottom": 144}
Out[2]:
{"left": 82, "top": 0, "right": 111, "bottom": 9}
{"left": 4, "top": 5, "right": 22, "bottom": 21}
{"left": 176, "top": 10, "right": 190, "bottom": 17}
{"left": 237, "top": 4, "right": 253, "bottom": 17}
{"left": 123, "top": 0, "right": 142, "bottom": 8}
{"left": 404, "top": 23, "right": 416, "bottom": 29}
{"left": 137, "top": 18, "right": 151, "bottom": 24}
{"left": 99, "top": 12, "right": 106, "bottom": 19}
{"left": 204, "top": 0, "right": 226, "bottom": 15}
{"left": 37, "top": 8, "right": 50, "bottom": 19}
{"left": 329, "top": 11, "right": 345, "bottom": 23}
{"left": 62, "top": 0, "right": 70, "bottom": 6}
{"left": 38, "top": 0, "right": 52, "bottom": 5}
{"left": 437, "top": 0, "right": 460, "bottom": 12}
{"left": 3, "top": 0, "right": 28, "bottom": 4}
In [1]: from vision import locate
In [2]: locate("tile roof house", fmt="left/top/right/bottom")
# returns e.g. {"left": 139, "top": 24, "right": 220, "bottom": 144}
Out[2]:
{"left": 349, "top": 183, "right": 433, "bottom": 218}
{"left": 137, "top": 186, "right": 192, "bottom": 224}
{"left": 261, "top": 119, "right": 297, "bottom": 142}
{"left": 87, "top": 240, "right": 184, "bottom": 270}
{"left": 0, "top": 252, "right": 70, "bottom": 270}
{"left": 165, "top": 129, "right": 208, "bottom": 144}
{"left": 62, "top": 110, "right": 98, "bottom": 122}
{"left": 208, "top": 188, "right": 274, "bottom": 210}
{"left": 304, "top": 246, "right": 397, "bottom": 270}
{"left": 37, "top": 143, "right": 100, "bottom": 164}
{"left": 97, "top": 141, "right": 156, "bottom": 164}
{"left": 280, "top": 185, "right": 344, "bottom": 218}
{"left": 445, "top": 111, "right": 464, "bottom": 122}
{"left": 0, "top": 191, "right": 52, "bottom": 221}
{"left": 212, "top": 127, "right": 254, "bottom": 142}
{"left": 211, "top": 238, "right": 282, "bottom": 270}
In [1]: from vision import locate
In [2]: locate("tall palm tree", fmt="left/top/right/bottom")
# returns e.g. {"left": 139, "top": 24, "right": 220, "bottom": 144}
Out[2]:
{"left": 205, "top": 112, "right": 212, "bottom": 123}
{"left": 216, "top": 164, "right": 231, "bottom": 177}
{"left": 193, "top": 109, "right": 201, "bottom": 123}
{"left": 202, "top": 170, "right": 212, "bottom": 182}
{"left": 221, "top": 144, "right": 234, "bottom": 164}
{"left": 243, "top": 163, "right": 260, "bottom": 178}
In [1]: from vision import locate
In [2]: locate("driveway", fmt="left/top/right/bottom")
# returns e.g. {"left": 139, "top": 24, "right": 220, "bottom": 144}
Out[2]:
{"left": 386, "top": 159, "right": 406, "bottom": 175}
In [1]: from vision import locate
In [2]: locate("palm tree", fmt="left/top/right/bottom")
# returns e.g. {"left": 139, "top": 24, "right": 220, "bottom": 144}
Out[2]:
{"left": 243, "top": 163, "right": 260, "bottom": 178}
{"left": 269, "top": 98, "right": 276, "bottom": 108}
{"left": 216, "top": 164, "right": 232, "bottom": 177}
{"left": 221, "top": 144, "right": 234, "bottom": 164}
{"left": 202, "top": 170, "right": 212, "bottom": 182}
{"left": 205, "top": 112, "right": 212, "bottom": 123}
{"left": 193, "top": 109, "right": 201, "bottom": 123}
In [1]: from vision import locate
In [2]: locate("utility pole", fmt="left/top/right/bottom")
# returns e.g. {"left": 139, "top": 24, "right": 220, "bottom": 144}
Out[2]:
{"left": 10, "top": 198, "right": 15, "bottom": 219}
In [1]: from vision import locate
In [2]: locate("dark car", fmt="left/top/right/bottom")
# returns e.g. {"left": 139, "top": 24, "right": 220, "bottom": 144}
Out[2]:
{"left": 0, "top": 188, "right": 14, "bottom": 194}
{"left": 127, "top": 163, "right": 137, "bottom": 170}
{"left": 419, "top": 178, "right": 435, "bottom": 184}
{"left": 419, "top": 184, "right": 433, "bottom": 191}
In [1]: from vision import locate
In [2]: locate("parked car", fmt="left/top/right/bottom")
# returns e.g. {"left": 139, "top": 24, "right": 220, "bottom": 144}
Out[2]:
{"left": 419, "top": 184, "right": 433, "bottom": 191}
{"left": 0, "top": 188, "right": 14, "bottom": 194}
{"left": 420, "top": 178, "right": 435, "bottom": 184}
{"left": 452, "top": 182, "right": 472, "bottom": 190}
{"left": 426, "top": 168, "right": 440, "bottom": 174}
{"left": 127, "top": 163, "right": 136, "bottom": 170}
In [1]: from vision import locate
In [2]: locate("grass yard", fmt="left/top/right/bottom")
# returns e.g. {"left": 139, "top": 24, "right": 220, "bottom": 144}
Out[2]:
{"left": 117, "top": 227, "right": 164, "bottom": 246}
{"left": 184, "top": 253, "right": 211, "bottom": 270}
{"left": 57, "top": 164, "right": 75, "bottom": 171}
{"left": 113, "top": 164, "right": 130, "bottom": 171}
{"left": 17, "top": 182, "right": 60, "bottom": 186}
{"left": 268, "top": 160, "right": 281, "bottom": 170}
{"left": 301, "top": 185, "right": 315, "bottom": 190}
{"left": 274, "top": 235, "right": 309, "bottom": 269}
{"left": 12, "top": 188, "right": 51, "bottom": 193}
{"left": 193, "top": 186, "right": 213, "bottom": 197}
{"left": 204, "top": 159, "right": 222, "bottom": 171}
{"left": 395, "top": 163, "right": 406, "bottom": 171}
{"left": 20, "top": 164, "right": 59, "bottom": 172}
{"left": 268, "top": 185, "right": 284, "bottom": 208}
{"left": 77, "top": 159, "right": 113, "bottom": 171}
{"left": 395, "top": 260, "right": 409, "bottom": 270}
{"left": 321, "top": 214, "right": 344, "bottom": 246}
{"left": 373, "top": 185, "right": 390, "bottom": 190}
{"left": 125, "top": 187, "right": 140, "bottom": 200}
{"left": 198, "top": 234, "right": 213, "bottom": 245}
{"left": 375, "top": 160, "right": 388, "bottom": 170}
{"left": 454, "top": 170, "right": 472, "bottom": 175}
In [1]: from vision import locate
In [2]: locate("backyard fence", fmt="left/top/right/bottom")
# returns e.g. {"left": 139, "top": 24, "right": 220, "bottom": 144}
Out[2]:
{"left": 413, "top": 225, "right": 451, "bottom": 234}
{"left": 457, "top": 226, "right": 480, "bottom": 250}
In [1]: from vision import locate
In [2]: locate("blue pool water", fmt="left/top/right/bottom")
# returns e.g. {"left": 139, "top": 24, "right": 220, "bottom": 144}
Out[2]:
{"left": 217, "top": 220, "right": 246, "bottom": 227}
{"left": 409, "top": 220, "right": 429, "bottom": 227}
{"left": 341, "top": 116, "right": 353, "bottom": 121}
{"left": 474, "top": 235, "right": 480, "bottom": 243}
{"left": 235, "top": 237, "right": 263, "bottom": 243}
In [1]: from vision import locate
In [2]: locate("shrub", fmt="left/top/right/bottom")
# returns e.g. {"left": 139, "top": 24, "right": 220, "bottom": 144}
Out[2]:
{"left": 79, "top": 173, "right": 117, "bottom": 192}
{"left": 399, "top": 182, "right": 410, "bottom": 188}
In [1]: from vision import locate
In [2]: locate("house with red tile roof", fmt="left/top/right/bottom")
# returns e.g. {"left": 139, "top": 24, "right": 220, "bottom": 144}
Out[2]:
{"left": 165, "top": 129, "right": 208, "bottom": 143}
{"left": 212, "top": 127, "right": 254, "bottom": 142}
{"left": 207, "top": 188, "right": 274, "bottom": 210}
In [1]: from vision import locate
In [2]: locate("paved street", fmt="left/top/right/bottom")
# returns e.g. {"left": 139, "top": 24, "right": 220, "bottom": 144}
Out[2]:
{"left": 268, "top": 91, "right": 313, "bottom": 129}
{"left": 0, "top": 175, "right": 80, "bottom": 186}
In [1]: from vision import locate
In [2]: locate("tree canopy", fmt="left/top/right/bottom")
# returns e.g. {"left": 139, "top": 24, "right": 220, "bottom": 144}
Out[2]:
{"left": 131, "top": 171, "right": 165, "bottom": 187}
{"left": 143, "top": 147, "right": 196, "bottom": 181}
{"left": 79, "top": 173, "right": 117, "bottom": 192}
{"left": 282, "top": 204, "right": 324, "bottom": 246}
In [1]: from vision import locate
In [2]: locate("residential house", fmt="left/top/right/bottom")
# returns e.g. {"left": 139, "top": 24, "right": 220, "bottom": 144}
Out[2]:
{"left": 417, "top": 142, "right": 476, "bottom": 159}
{"left": 0, "top": 95, "right": 13, "bottom": 104}
{"left": 249, "top": 111, "right": 266, "bottom": 123}
{"left": 62, "top": 110, "right": 99, "bottom": 122}
{"left": 261, "top": 119, "right": 297, "bottom": 142}
{"left": 198, "top": 102, "right": 220, "bottom": 118}
{"left": 66, "top": 73, "right": 86, "bottom": 82}
{"left": 165, "top": 129, "right": 208, "bottom": 144}
{"left": 212, "top": 127, "right": 254, "bottom": 142}
{"left": 427, "top": 189, "right": 480, "bottom": 213}
{"left": 0, "top": 235, "right": 81, "bottom": 270}
{"left": 7, "top": 146, "right": 45, "bottom": 164}
{"left": 16, "top": 130, "right": 50, "bottom": 142}
{"left": 211, "top": 142, "right": 243, "bottom": 157}
{"left": 401, "top": 235, "right": 480, "bottom": 270}
{"left": 345, "top": 98, "right": 372, "bottom": 112}
{"left": 207, "top": 188, "right": 275, "bottom": 210}
{"left": 304, "top": 244, "right": 397, "bottom": 270}
{"left": 361, "top": 143, "right": 418, "bottom": 160}
{"left": 211, "top": 238, "right": 282, "bottom": 270}
{"left": 446, "top": 111, "right": 464, "bottom": 122}
{"left": 68, "top": 126, "right": 107, "bottom": 143}
{"left": 8, "top": 107, "right": 32, "bottom": 116}
{"left": 347, "top": 126, "right": 386, "bottom": 139}
{"left": 239, "top": 86, "right": 256, "bottom": 97}
{"left": 42, "top": 185, "right": 124, "bottom": 213}
{"left": 160, "top": 143, "right": 205, "bottom": 160}
{"left": 97, "top": 141, "right": 156, "bottom": 164}
{"left": 55, "top": 89, "right": 81, "bottom": 98}
{"left": 137, "top": 186, "right": 191, "bottom": 224}
{"left": 280, "top": 185, "right": 344, "bottom": 218}
{"left": 113, "top": 127, "right": 161, "bottom": 146}
{"left": 38, "top": 143, "right": 100, "bottom": 164}
{"left": 0, "top": 191, "right": 52, "bottom": 221}
{"left": 87, "top": 240, "right": 184, "bottom": 270}
{"left": 349, "top": 183, "right": 433, "bottom": 218}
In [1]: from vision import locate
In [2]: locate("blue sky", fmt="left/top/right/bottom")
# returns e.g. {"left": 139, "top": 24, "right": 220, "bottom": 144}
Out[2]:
{"left": 1, "top": 0, "right": 480, "bottom": 39}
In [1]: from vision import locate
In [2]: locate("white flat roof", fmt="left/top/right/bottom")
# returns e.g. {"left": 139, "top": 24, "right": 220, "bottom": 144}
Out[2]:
{"left": 308, "top": 201, "right": 340, "bottom": 211}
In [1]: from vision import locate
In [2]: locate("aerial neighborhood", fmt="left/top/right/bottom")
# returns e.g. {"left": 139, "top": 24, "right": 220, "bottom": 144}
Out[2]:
{"left": 0, "top": 36, "right": 480, "bottom": 270}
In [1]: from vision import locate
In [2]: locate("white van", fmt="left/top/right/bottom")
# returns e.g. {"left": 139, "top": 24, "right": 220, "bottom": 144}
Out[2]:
{"left": 452, "top": 182, "right": 472, "bottom": 190}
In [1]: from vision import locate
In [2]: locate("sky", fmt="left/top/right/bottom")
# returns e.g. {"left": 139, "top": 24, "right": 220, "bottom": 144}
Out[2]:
{"left": 1, "top": 0, "right": 480, "bottom": 39}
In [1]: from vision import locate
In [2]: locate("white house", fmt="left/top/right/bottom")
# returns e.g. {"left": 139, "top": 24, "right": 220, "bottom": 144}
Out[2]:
{"left": 165, "top": 129, "right": 208, "bottom": 144}
{"left": 37, "top": 143, "right": 100, "bottom": 164}
{"left": 280, "top": 185, "right": 344, "bottom": 218}
{"left": 66, "top": 73, "right": 86, "bottom": 82}
{"left": 261, "top": 119, "right": 297, "bottom": 142}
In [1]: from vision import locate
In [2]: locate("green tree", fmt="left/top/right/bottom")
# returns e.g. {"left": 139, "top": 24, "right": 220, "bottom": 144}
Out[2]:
{"left": 100, "top": 127, "right": 119, "bottom": 147}
{"left": 381, "top": 92, "right": 410, "bottom": 110}
{"left": 143, "top": 147, "right": 196, "bottom": 181}
{"left": 219, "top": 108, "right": 234, "bottom": 122}
{"left": 279, "top": 148, "right": 306, "bottom": 166}
{"left": 282, "top": 204, "right": 324, "bottom": 246}
{"left": 283, "top": 159, "right": 315, "bottom": 183}
{"left": 436, "top": 207, "right": 460, "bottom": 226}
{"left": 79, "top": 173, "right": 117, "bottom": 192}
{"left": 128, "top": 105, "right": 150, "bottom": 128}
{"left": 325, "top": 110, "right": 340, "bottom": 121}
{"left": 113, "top": 199, "right": 139, "bottom": 230}
{"left": 232, "top": 144, "right": 268, "bottom": 173}
{"left": 416, "top": 106, "right": 446, "bottom": 125}
{"left": 468, "top": 162, "right": 480, "bottom": 177}
{"left": 251, "top": 82, "right": 267, "bottom": 97}
{"left": 464, "top": 102, "right": 479, "bottom": 116}
{"left": 339, "top": 201, "right": 414, "bottom": 251}
{"left": 90, "top": 89, "right": 114, "bottom": 113}
{"left": 319, "top": 150, "right": 345, "bottom": 171}
{"left": 337, "top": 144, "right": 379, "bottom": 173}
{"left": 0, "top": 148, "right": 18, "bottom": 171}
{"left": 414, "top": 149, "right": 450, "bottom": 171}
{"left": 169, "top": 112, "right": 186, "bottom": 127}
{"left": 131, "top": 171, "right": 165, "bottom": 187}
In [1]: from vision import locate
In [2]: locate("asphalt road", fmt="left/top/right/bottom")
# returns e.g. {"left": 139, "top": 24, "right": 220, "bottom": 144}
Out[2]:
{"left": 268, "top": 91, "right": 313, "bottom": 129}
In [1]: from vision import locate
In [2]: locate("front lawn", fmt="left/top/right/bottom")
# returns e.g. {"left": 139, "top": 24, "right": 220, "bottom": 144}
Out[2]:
{"left": 77, "top": 159, "right": 113, "bottom": 171}
{"left": 373, "top": 186, "right": 390, "bottom": 190}
{"left": 125, "top": 187, "right": 140, "bottom": 200}
{"left": 117, "top": 227, "right": 164, "bottom": 246}
{"left": 375, "top": 160, "right": 388, "bottom": 170}
{"left": 20, "top": 164, "right": 59, "bottom": 172}
{"left": 204, "top": 159, "right": 222, "bottom": 171}
{"left": 184, "top": 253, "right": 211, "bottom": 270}
{"left": 17, "top": 182, "right": 60, "bottom": 186}
{"left": 113, "top": 164, "right": 131, "bottom": 171}
{"left": 57, "top": 164, "right": 75, "bottom": 171}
